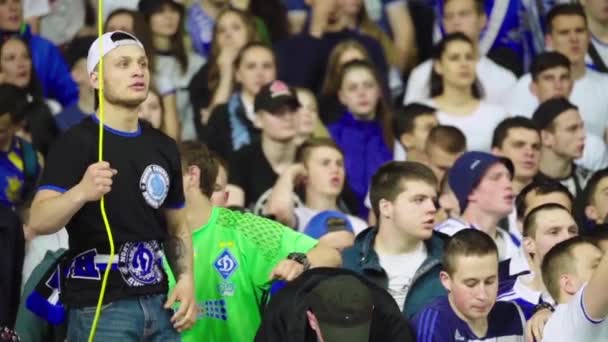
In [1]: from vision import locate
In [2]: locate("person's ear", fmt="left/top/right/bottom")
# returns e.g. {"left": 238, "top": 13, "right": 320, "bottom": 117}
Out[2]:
{"left": 433, "top": 61, "right": 443, "bottom": 76}
{"left": 89, "top": 71, "right": 99, "bottom": 90}
{"left": 585, "top": 205, "right": 599, "bottom": 222}
{"left": 439, "top": 270, "right": 452, "bottom": 292}
{"left": 523, "top": 236, "right": 537, "bottom": 258}
{"left": 400, "top": 133, "right": 415, "bottom": 150}
{"left": 378, "top": 198, "right": 393, "bottom": 221}
{"left": 530, "top": 81, "right": 539, "bottom": 98}
{"left": 540, "top": 130, "right": 554, "bottom": 148}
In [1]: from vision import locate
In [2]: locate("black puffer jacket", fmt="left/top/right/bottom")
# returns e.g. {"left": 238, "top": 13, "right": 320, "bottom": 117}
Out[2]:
{"left": 255, "top": 267, "right": 414, "bottom": 342}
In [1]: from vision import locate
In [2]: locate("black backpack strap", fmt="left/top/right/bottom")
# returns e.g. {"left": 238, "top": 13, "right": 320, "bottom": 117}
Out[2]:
{"left": 588, "top": 41, "right": 608, "bottom": 73}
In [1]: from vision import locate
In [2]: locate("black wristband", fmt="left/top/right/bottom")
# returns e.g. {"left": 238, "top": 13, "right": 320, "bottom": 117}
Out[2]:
{"left": 534, "top": 302, "right": 555, "bottom": 313}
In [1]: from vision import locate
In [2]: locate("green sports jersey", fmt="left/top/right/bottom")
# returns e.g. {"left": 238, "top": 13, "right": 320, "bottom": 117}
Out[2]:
{"left": 165, "top": 207, "right": 318, "bottom": 342}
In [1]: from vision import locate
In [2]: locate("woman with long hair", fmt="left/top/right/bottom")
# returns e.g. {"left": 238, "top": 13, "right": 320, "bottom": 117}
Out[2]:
{"left": 0, "top": 37, "right": 58, "bottom": 156}
{"left": 204, "top": 42, "right": 277, "bottom": 158}
{"left": 188, "top": 8, "right": 259, "bottom": 140}
{"left": 140, "top": 0, "right": 206, "bottom": 141}
{"left": 326, "top": 60, "right": 393, "bottom": 217}
{"left": 428, "top": 33, "right": 507, "bottom": 151}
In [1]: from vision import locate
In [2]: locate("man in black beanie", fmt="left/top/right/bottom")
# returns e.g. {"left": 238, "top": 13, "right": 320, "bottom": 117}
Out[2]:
{"left": 533, "top": 97, "right": 591, "bottom": 199}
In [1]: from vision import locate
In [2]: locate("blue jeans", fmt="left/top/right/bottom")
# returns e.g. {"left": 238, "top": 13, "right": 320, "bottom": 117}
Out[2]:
{"left": 67, "top": 294, "right": 180, "bottom": 342}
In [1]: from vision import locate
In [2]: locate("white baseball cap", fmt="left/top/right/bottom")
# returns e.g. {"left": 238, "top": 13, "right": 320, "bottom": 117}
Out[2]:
{"left": 86, "top": 31, "right": 145, "bottom": 75}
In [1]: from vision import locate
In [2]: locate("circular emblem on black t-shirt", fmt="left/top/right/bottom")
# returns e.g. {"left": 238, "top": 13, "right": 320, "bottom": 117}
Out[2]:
{"left": 140, "top": 164, "right": 170, "bottom": 208}
{"left": 118, "top": 241, "right": 163, "bottom": 287}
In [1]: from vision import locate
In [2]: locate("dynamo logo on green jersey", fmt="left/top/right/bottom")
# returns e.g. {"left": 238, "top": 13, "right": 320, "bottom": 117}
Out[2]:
{"left": 214, "top": 249, "right": 238, "bottom": 280}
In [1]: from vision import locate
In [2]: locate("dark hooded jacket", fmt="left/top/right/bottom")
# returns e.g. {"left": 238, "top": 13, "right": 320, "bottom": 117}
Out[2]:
{"left": 254, "top": 267, "right": 414, "bottom": 342}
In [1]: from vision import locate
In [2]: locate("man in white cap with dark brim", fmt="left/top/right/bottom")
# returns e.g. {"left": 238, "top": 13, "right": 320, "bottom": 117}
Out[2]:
{"left": 27, "top": 31, "right": 196, "bottom": 340}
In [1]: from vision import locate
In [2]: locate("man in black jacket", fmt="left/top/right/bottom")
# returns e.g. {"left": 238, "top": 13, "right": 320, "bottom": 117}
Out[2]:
{"left": 255, "top": 268, "right": 414, "bottom": 342}
{"left": 0, "top": 205, "right": 24, "bottom": 329}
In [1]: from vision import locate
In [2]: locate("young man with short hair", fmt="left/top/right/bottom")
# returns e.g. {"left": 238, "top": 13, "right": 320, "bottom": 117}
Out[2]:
{"left": 412, "top": 229, "right": 526, "bottom": 340}
{"left": 424, "top": 125, "right": 467, "bottom": 183}
{"left": 28, "top": 31, "right": 195, "bottom": 340}
{"left": 226, "top": 80, "right": 302, "bottom": 214}
{"left": 169, "top": 140, "right": 341, "bottom": 342}
{"left": 508, "top": 4, "right": 608, "bottom": 145}
{"left": 436, "top": 151, "right": 520, "bottom": 260}
{"left": 392, "top": 103, "right": 438, "bottom": 163}
{"left": 256, "top": 268, "right": 414, "bottom": 341}
{"left": 492, "top": 117, "right": 541, "bottom": 195}
{"left": 342, "top": 161, "right": 447, "bottom": 318}
{"left": 528, "top": 51, "right": 608, "bottom": 172}
{"left": 580, "top": 0, "right": 608, "bottom": 72}
{"left": 497, "top": 204, "right": 578, "bottom": 319}
{"left": 266, "top": 137, "right": 367, "bottom": 236}
{"left": 404, "top": 0, "right": 516, "bottom": 105}
{"left": 541, "top": 236, "right": 608, "bottom": 341}
{"left": 498, "top": 180, "right": 575, "bottom": 283}
{"left": 55, "top": 35, "right": 96, "bottom": 132}
{"left": 532, "top": 97, "right": 591, "bottom": 198}
{"left": 582, "top": 168, "right": 608, "bottom": 226}
{"left": 491, "top": 116, "right": 541, "bottom": 241}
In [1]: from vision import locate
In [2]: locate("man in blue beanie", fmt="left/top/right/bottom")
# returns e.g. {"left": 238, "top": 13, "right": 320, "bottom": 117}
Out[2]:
{"left": 436, "top": 151, "right": 520, "bottom": 260}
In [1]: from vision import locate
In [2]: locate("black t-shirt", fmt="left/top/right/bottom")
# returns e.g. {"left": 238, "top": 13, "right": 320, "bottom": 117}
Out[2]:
{"left": 39, "top": 116, "right": 184, "bottom": 307}
{"left": 228, "top": 140, "right": 282, "bottom": 213}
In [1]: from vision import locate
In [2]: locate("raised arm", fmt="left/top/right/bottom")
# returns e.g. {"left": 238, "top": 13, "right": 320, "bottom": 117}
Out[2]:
{"left": 265, "top": 163, "right": 307, "bottom": 227}
{"left": 583, "top": 245, "right": 608, "bottom": 319}
{"left": 386, "top": 1, "right": 417, "bottom": 71}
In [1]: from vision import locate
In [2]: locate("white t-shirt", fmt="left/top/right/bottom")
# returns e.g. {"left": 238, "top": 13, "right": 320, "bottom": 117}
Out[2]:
{"left": 588, "top": 37, "right": 608, "bottom": 70}
{"left": 38, "top": 0, "right": 85, "bottom": 45}
{"left": 23, "top": 0, "right": 50, "bottom": 19}
{"left": 435, "top": 218, "right": 519, "bottom": 261}
{"left": 377, "top": 242, "right": 428, "bottom": 311}
{"left": 542, "top": 284, "right": 608, "bottom": 342}
{"left": 99, "top": 0, "right": 140, "bottom": 21}
{"left": 507, "top": 69, "right": 608, "bottom": 139}
{"left": 154, "top": 53, "right": 206, "bottom": 141}
{"left": 578, "top": 133, "right": 608, "bottom": 172}
{"left": 22, "top": 228, "right": 69, "bottom": 291}
{"left": 403, "top": 56, "right": 517, "bottom": 106}
{"left": 294, "top": 206, "right": 368, "bottom": 236}
{"left": 425, "top": 100, "right": 508, "bottom": 152}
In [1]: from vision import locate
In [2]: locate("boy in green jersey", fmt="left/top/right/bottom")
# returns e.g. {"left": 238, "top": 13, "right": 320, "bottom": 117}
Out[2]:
{"left": 166, "top": 141, "right": 342, "bottom": 341}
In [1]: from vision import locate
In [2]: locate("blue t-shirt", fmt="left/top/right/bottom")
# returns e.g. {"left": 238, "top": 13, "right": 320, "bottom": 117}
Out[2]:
{"left": 434, "top": 0, "right": 525, "bottom": 68}
{"left": 497, "top": 274, "right": 553, "bottom": 321}
{"left": 412, "top": 296, "right": 526, "bottom": 341}
{"left": 0, "top": 137, "right": 40, "bottom": 208}
{"left": 55, "top": 103, "right": 91, "bottom": 132}
{"left": 186, "top": 2, "right": 215, "bottom": 58}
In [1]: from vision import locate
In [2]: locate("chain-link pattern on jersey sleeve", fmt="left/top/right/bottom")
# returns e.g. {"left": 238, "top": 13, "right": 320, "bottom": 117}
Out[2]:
{"left": 216, "top": 208, "right": 284, "bottom": 262}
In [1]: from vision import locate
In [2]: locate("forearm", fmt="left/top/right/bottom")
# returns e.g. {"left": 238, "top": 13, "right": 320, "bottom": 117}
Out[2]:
{"left": 165, "top": 221, "right": 193, "bottom": 280}
{"left": 389, "top": 5, "right": 416, "bottom": 71}
{"left": 162, "top": 94, "right": 180, "bottom": 141}
{"left": 265, "top": 175, "right": 296, "bottom": 226}
{"left": 306, "top": 242, "right": 342, "bottom": 268}
{"left": 585, "top": 250, "right": 608, "bottom": 318}
{"left": 309, "top": 10, "right": 328, "bottom": 38}
{"left": 30, "top": 187, "right": 87, "bottom": 235}
{"left": 208, "top": 73, "right": 233, "bottom": 113}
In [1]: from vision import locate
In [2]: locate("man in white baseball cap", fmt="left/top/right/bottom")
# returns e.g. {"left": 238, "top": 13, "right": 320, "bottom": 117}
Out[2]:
{"left": 27, "top": 31, "right": 196, "bottom": 341}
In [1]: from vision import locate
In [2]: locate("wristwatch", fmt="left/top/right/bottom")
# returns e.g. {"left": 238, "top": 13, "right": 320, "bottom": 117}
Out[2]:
{"left": 287, "top": 252, "right": 311, "bottom": 271}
